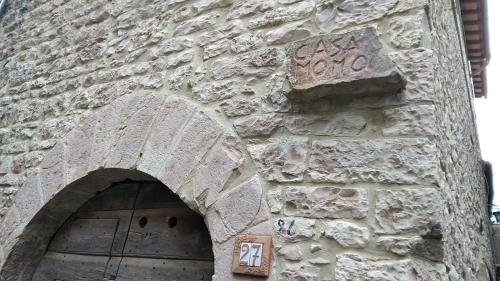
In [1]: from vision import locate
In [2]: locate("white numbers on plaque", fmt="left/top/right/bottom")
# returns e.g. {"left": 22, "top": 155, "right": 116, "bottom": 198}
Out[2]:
{"left": 239, "top": 242, "right": 263, "bottom": 267}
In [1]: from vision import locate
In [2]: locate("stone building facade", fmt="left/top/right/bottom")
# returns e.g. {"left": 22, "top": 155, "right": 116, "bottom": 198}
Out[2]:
{"left": 0, "top": 0, "right": 493, "bottom": 280}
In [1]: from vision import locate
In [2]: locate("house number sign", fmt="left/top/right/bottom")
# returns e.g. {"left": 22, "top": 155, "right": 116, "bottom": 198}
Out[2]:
{"left": 232, "top": 234, "right": 272, "bottom": 277}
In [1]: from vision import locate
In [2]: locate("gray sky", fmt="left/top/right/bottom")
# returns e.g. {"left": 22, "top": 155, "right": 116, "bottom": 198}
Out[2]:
{"left": 474, "top": 0, "right": 499, "bottom": 208}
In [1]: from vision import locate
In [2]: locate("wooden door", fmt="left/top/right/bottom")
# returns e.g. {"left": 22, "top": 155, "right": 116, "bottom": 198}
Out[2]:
{"left": 32, "top": 181, "right": 214, "bottom": 281}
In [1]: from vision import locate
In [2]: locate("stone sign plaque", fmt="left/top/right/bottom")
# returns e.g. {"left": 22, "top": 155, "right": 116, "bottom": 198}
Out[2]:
{"left": 286, "top": 27, "right": 403, "bottom": 98}
{"left": 232, "top": 235, "right": 272, "bottom": 277}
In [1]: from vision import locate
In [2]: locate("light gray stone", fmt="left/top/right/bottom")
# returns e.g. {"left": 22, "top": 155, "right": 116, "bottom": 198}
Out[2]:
{"left": 278, "top": 245, "right": 303, "bottom": 261}
{"left": 219, "top": 98, "right": 258, "bottom": 117}
{"left": 274, "top": 217, "right": 316, "bottom": 242}
{"left": 265, "top": 21, "right": 312, "bottom": 46}
{"left": 388, "top": 13, "right": 425, "bottom": 49}
{"left": 247, "top": 138, "right": 307, "bottom": 182}
{"left": 389, "top": 48, "right": 434, "bottom": 102}
{"left": 285, "top": 186, "right": 369, "bottom": 219}
{"left": 335, "top": 254, "right": 448, "bottom": 281}
{"left": 324, "top": 220, "right": 370, "bottom": 248}
{"left": 280, "top": 264, "right": 320, "bottom": 281}
{"left": 284, "top": 113, "right": 367, "bottom": 136}
{"left": 248, "top": 0, "right": 315, "bottom": 29}
{"left": 234, "top": 114, "right": 283, "bottom": 138}
{"left": 230, "top": 33, "right": 265, "bottom": 54}
{"left": 309, "top": 258, "right": 330, "bottom": 265}
{"left": 194, "top": 136, "right": 244, "bottom": 208}
{"left": 315, "top": 0, "right": 426, "bottom": 32}
{"left": 0, "top": 157, "right": 12, "bottom": 175}
{"left": 382, "top": 105, "right": 437, "bottom": 136}
{"left": 309, "top": 139, "right": 439, "bottom": 184}
{"left": 138, "top": 97, "right": 195, "bottom": 178}
{"left": 202, "top": 40, "right": 229, "bottom": 60}
{"left": 174, "top": 12, "right": 220, "bottom": 35}
{"left": 198, "top": 22, "right": 244, "bottom": 47}
{"left": 373, "top": 188, "right": 442, "bottom": 235}
{"left": 215, "top": 176, "right": 262, "bottom": 235}
{"left": 192, "top": 80, "right": 240, "bottom": 103}
{"left": 160, "top": 111, "right": 222, "bottom": 191}
{"left": 227, "top": 0, "right": 274, "bottom": 20}
{"left": 150, "top": 37, "right": 193, "bottom": 58}
{"left": 376, "top": 235, "right": 444, "bottom": 261}
{"left": 167, "top": 65, "right": 192, "bottom": 90}
{"left": 286, "top": 27, "right": 403, "bottom": 96}
{"left": 267, "top": 189, "right": 283, "bottom": 214}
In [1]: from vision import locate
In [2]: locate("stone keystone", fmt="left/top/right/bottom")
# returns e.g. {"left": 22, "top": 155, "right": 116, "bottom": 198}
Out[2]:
{"left": 286, "top": 27, "right": 404, "bottom": 99}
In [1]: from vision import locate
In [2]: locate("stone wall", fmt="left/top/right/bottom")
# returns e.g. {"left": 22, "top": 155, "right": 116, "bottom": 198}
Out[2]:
{"left": 0, "top": 0, "right": 492, "bottom": 280}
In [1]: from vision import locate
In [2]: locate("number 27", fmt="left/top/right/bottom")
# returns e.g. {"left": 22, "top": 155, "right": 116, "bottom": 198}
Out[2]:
{"left": 240, "top": 243, "right": 262, "bottom": 267}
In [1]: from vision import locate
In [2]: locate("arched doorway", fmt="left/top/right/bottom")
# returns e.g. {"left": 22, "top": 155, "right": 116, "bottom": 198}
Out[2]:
{"left": 32, "top": 181, "right": 214, "bottom": 280}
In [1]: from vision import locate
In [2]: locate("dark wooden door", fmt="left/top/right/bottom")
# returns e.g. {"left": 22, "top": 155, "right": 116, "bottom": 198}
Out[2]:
{"left": 32, "top": 181, "right": 214, "bottom": 281}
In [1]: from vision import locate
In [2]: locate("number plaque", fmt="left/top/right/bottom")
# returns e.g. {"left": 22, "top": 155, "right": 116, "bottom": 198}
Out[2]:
{"left": 232, "top": 235, "right": 272, "bottom": 277}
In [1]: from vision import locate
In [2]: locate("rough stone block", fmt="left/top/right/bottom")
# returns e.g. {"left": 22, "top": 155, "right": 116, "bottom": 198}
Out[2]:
{"left": 286, "top": 27, "right": 403, "bottom": 98}
{"left": 247, "top": 138, "right": 307, "bottom": 182}
{"left": 234, "top": 114, "right": 283, "bottom": 138}
{"left": 284, "top": 113, "right": 367, "bottom": 136}
{"left": 248, "top": 0, "right": 314, "bottom": 29}
{"left": 335, "top": 254, "right": 447, "bottom": 281}
{"left": 274, "top": 217, "right": 316, "bottom": 242}
{"left": 214, "top": 176, "right": 262, "bottom": 235}
{"left": 373, "top": 188, "right": 441, "bottom": 235}
{"left": 139, "top": 97, "right": 195, "bottom": 178}
{"left": 279, "top": 264, "right": 320, "bottom": 281}
{"left": 219, "top": 98, "right": 258, "bottom": 117}
{"left": 285, "top": 186, "right": 369, "bottom": 219}
{"left": 382, "top": 105, "right": 437, "bottom": 136}
{"left": 160, "top": 111, "right": 222, "bottom": 192}
{"left": 40, "top": 142, "right": 66, "bottom": 201}
{"left": 278, "top": 245, "right": 303, "bottom": 261}
{"left": 267, "top": 189, "right": 283, "bottom": 214}
{"left": 192, "top": 80, "right": 240, "bottom": 103}
{"left": 106, "top": 93, "right": 165, "bottom": 169}
{"left": 194, "top": 136, "right": 244, "bottom": 208}
{"left": 309, "top": 138, "right": 439, "bottom": 184}
{"left": 388, "top": 13, "right": 426, "bottom": 49}
{"left": 324, "top": 220, "right": 370, "bottom": 248}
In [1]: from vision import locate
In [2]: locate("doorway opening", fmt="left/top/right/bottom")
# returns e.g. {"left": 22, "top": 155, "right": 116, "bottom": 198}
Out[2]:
{"left": 32, "top": 181, "right": 214, "bottom": 281}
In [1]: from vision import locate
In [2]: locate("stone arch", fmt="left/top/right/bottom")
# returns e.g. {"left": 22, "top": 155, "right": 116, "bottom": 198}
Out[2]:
{"left": 0, "top": 92, "right": 274, "bottom": 281}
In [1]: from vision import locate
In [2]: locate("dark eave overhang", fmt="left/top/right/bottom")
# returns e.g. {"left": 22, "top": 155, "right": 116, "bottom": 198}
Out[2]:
{"left": 460, "top": 0, "right": 490, "bottom": 98}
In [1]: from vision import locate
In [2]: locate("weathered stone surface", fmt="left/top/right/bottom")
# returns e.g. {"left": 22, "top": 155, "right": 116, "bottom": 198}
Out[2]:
{"left": 279, "top": 264, "right": 320, "bottom": 281}
{"left": 309, "top": 257, "right": 330, "bottom": 265}
{"left": 234, "top": 114, "right": 283, "bottom": 138}
{"left": 309, "top": 139, "right": 439, "bottom": 184}
{"left": 39, "top": 143, "right": 66, "bottom": 200}
{"left": 285, "top": 186, "right": 369, "bottom": 219}
{"left": 210, "top": 48, "right": 282, "bottom": 80}
{"left": 150, "top": 37, "right": 193, "bottom": 58}
{"left": 286, "top": 27, "right": 403, "bottom": 97}
{"left": 315, "top": 0, "right": 426, "bottom": 32}
{"left": 214, "top": 176, "right": 262, "bottom": 235}
{"left": 202, "top": 40, "right": 229, "bottom": 60}
{"left": 247, "top": 139, "right": 307, "bottom": 182}
{"left": 174, "top": 12, "right": 220, "bottom": 35}
{"left": 383, "top": 105, "right": 437, "bottom": 136}
{"left": 230, "top": 33, "right": 265, "bottom": 54}
{"left": 192, "top": 80, "right": 240, "bottom": 103}
{"left": 335, "top": 254, "right": 448, "bottom": 281}
{"left": 194, "top": 136, "right": 244, "bottom": 208}
{"left": 284, "top": 113, "right": 367, "bottom": 136}
{"left": 227, "top": 0, "right": 274, "bottom": 20}
{"left": 160, "top": 111, "right": 222, "bottom": 191}
{"left": 167, "top": 65, "right": 192, "bottom": 90}
{"left": 0, "top": 157, "right": 12, "bottom": 175}
{"left": 388, "top": 13, "right": 426, "bottom": 49}
{"left": 198, "top": 22, "right": 244, "bottom": 47}
{"left": 278, "top": 245, "right": 303, "bottom": 261}
{"left": 265, "top": 21, "right": 312, "bottom": 46}
{"left": 248, "top": 0, "right": 315, "bottom": 29}
{"left": 274, "top": 217, "right": 316, "bottom": 242}
{"left": 389, "top": 48, "right": 434, "bottom": 102}
{"left": 267, "top": 189, "right": 283, "bottom": 214}
{"left": 377, "top": 235, "right": 444, "bottom": 262}
{"left": 373, "top": 188, "right": 441, "bottom": 235}
{"left": 324, "top": 221, "right": 369, "bottom": 248}
{"left": 219, "top": 98, "right": 258, "bottom": 117}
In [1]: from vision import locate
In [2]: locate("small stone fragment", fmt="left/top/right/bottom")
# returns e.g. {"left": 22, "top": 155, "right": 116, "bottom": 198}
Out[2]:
{"left": 192, "top": 80, "right": 240, "bottom": 103}
{"left": 219, "top": 98, "right": 258, "bottom": 117}
{"left": 267, "top": 189, "right": 283, "bottom": 213}
{"left": 247, "top": 138, "right": 307, "bottom": 182}
{"left": 324, "top": 220, "right": 370, "bottom": 248}
{"left": 285, "top": 186, "right": 369, "bottom": 219}
{"left": 278, "top": 245, "right": 304, "bottom": 261}
{"left": 233, "top": 114, "right": 283, "bottom": 138}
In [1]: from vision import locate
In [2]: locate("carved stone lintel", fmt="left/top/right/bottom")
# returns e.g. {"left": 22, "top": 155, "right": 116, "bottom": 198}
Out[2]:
{"left": 286, "top": 27, "right": 404, "bottom": 100}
